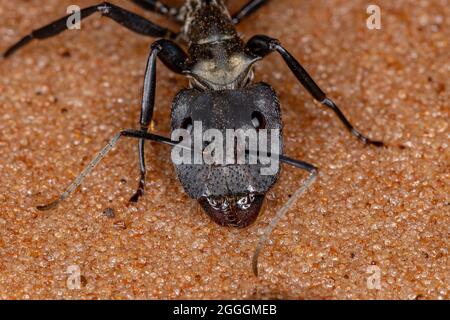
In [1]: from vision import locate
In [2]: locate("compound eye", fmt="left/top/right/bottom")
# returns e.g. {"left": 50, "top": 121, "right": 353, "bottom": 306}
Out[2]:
{"left": 181, "top": 117, "right": 193, "bottom": 133}
{"left": 251, "top": 111, "right": 266, "bottom": 130}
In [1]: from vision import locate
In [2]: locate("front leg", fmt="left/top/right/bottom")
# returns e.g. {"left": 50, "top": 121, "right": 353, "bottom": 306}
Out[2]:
{"left": 129, "top": 39, "right": 189, "bottom": 203}
{"left": 246, "top": 35, "right": 385, "bottom": 147}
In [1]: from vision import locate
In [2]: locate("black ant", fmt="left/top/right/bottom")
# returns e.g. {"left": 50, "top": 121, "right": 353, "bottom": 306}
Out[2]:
{"left": 3, "top": 0, "right": 384, "bottom": 275}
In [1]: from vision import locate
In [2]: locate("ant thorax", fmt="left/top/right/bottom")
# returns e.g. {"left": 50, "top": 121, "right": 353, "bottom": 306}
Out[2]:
{"left": 188, "top": 42, "right": 259, "bottom": 90}
{"left": 181, "top": 0, "right": 259, "bottom": 90}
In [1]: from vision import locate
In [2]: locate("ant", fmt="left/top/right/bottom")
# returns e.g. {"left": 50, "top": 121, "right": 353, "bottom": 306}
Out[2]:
{"left": 3, "top": 0, "right": 384, "bottom": 275}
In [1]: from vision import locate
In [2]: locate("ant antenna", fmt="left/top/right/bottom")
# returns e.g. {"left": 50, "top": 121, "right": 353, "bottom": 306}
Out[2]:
{"left": 36, "top": 133, "right": 123, "bottom": 211}
{"left": 36, "top": 130, "right": 176, "bottom": 211}
{"left": 252, "top": 166, "right": 317, "bottom": 276}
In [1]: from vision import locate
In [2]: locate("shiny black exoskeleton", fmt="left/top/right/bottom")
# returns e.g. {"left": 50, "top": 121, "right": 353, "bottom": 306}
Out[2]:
{"left": 4, "top": 0, "right": 384, "bottom": 272}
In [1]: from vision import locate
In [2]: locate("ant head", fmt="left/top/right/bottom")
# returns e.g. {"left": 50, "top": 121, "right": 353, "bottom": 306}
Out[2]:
{"left": 171, "top": 83, "right": 283, "bottom": 227}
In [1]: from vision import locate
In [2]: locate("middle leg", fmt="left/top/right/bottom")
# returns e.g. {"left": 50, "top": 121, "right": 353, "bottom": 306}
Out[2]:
{"left": 246, "top": 35, "right": 385, "bottom": 147}
{"left": 3, "top": 2, "right": 177, "bottom": 58}
{"left": 232, "top": 0, "right": 271, "bottom": 24}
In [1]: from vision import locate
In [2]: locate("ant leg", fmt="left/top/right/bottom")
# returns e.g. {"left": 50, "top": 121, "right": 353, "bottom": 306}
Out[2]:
{"left": 35, "top": 39, "right": 187, "bottom": 209}
{"left": 246, "top": 35, "right": 385, "bottom": 147}
{"left": 129, "top": 39, "right": 188, "bottom": 203}
{"left": 252, "top": 156, "right": 318, "bottom": 276}
{"left": 36, "top": 130, "right": 177, "bottom": 211}
{"left": 3, "top": 2, "right": 177, "bottom": 58}
{"left": 131, "top": 0, "right": 181, "bottom": 22}
{"left": 232, "top": 0, "right": 270, "bottom": 24}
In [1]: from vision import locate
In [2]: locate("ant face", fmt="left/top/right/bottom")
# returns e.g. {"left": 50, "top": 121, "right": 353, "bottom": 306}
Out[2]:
{"left": 171, "top": 83, "right": 283, "bottom": 227}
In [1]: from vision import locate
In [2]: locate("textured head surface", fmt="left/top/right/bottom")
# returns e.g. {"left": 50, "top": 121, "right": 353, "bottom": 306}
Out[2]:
{"left": 171, "top": 83, "right": 282, "bottom": 199}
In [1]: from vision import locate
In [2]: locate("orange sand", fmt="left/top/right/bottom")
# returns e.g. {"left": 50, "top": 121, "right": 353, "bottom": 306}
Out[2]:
{"left": 0, "top": 0, "right": 448, "bottom": 299}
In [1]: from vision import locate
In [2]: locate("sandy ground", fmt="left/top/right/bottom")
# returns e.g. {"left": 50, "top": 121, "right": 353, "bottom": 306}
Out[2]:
{"left": 0, "top": 0, "right": 448, "bottom": 299}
